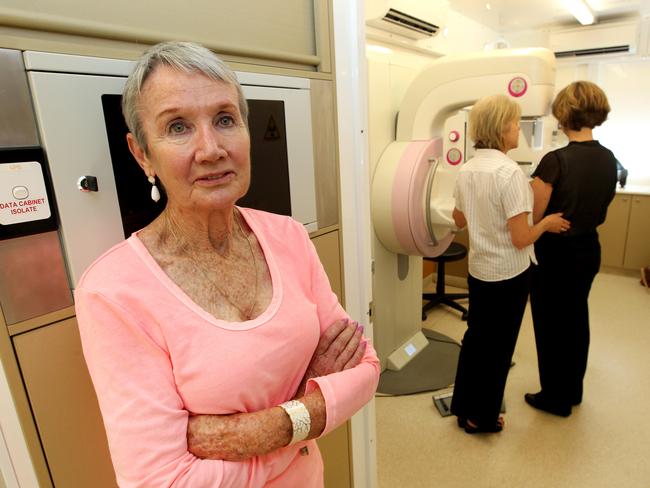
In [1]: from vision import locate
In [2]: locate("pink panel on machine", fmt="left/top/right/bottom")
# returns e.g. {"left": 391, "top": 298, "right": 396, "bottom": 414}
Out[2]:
{"left": 390, "top": 138, "right": 454, "bottom": 257}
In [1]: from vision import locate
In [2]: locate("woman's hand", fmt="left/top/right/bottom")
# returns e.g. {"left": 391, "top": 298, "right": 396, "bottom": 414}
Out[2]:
{"left": 508, "top": 211, "right": 570, "bottom": 249}
{"left": 294, "top": 319, "right": 366, "bottom": 398}
{"left": 543, "top": 212, "right": 571, "bottom": 233}
{"left": 452, "top": 207, "right": 467, "bottom": 229}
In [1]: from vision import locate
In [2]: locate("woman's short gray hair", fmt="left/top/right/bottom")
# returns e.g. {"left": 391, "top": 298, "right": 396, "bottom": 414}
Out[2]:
{"left": 469, "top": 94, "right": 521, "bottom": 150}
{"left": 122, "top": 41, "right": 248, "bottom": 152}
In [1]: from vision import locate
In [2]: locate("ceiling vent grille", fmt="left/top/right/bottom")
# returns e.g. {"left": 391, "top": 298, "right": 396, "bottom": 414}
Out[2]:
{"left": 549, "top": 21, "right": 638, "bottom": 59}
{"left": 555, "top": 45, "right": 631, "bottom": 58}
{"left": 367, "top": 8, "right": 440, "bottom": 40}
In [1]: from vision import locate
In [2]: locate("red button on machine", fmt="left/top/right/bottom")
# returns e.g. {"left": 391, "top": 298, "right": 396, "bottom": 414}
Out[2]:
{"left": 446, "top": 148, "right": 463, "bottom": 165}
{"left": 508, "top": 77, "right": 528, "bottom": 98}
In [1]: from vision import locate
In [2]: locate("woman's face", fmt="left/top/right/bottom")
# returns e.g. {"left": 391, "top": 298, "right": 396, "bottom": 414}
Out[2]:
{"left": 128, "top": 65, "right": 250, "bottom": 213}
{"left": 502, "top": 118, "right": 520, "bottom": 153}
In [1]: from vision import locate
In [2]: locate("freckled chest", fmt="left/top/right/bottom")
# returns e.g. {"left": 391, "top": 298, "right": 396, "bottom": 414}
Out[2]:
{"left": 140, "top": 226, "right": 273, "bottom": 322}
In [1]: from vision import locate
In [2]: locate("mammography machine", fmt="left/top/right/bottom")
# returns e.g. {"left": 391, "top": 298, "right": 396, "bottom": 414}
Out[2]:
{"left": 371, "top": 48, "right": 556, "bottom": 371}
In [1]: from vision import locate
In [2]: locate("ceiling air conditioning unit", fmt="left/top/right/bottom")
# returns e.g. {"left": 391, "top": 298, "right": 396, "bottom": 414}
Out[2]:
{"left": 550, "top": 20, "right": 638, "bottom": 58}
{"left": 367, "top": 8, "right": 440, "bottom": 40}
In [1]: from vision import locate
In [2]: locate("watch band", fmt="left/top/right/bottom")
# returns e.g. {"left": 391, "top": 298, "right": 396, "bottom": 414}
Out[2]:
{"left": 279, "top": 400, "right": 311, "bottom": 445}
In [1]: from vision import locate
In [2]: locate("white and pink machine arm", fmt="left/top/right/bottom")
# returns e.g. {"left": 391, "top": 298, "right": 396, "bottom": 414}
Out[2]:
{"left": 371, "top": 48, "right": 556, "bottom": 258}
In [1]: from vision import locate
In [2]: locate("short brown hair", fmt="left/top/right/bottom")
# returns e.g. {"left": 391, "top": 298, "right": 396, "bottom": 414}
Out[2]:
{"left": 469, "top": 94, "right": 521, "bottom": 150}
{"left": 552, "top": 81, "right": 610, "bottom": 130}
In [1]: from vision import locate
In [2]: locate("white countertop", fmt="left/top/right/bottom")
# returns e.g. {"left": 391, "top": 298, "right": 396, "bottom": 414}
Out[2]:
{"left": 617, "top": 185, "right": 650, "bottom": 196}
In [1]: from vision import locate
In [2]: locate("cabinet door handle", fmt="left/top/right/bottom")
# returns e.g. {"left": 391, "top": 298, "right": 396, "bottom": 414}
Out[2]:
{"left": 77, "top": 175, "right": 99, "bottom": 192}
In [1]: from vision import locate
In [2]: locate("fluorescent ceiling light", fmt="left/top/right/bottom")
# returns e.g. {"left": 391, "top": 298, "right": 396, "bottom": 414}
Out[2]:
{"left": 564, "top": 0, "right": 595, "bottom": 25}
{"left": 366, "top": 44, "right": 392, "bottom": 55}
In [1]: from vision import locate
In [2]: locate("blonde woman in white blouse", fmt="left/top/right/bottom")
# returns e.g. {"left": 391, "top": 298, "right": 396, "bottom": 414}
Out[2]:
{"left": 450, "top": 94, "right": 569, "bottom": 434}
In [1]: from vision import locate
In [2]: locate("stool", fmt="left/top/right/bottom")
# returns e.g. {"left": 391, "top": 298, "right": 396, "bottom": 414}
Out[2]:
{"left": 422, "top": 242, "right": 469, "bottom": 321}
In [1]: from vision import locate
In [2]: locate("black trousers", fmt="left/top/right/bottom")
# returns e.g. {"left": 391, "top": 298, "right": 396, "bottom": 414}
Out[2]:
{"left": 530, "top": 233, "right": 600, "bottom": 408}
{"left": 450, "top": 268, "right": 530, "bottom": 426}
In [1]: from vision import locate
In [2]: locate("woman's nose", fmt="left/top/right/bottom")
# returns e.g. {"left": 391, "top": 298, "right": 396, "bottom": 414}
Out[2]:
{"left": 194, "top": 125, "right": 228, "bottom": 162}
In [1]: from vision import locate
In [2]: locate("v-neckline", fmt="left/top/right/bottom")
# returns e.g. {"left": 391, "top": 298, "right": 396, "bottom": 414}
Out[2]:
{"left": 129, "top": 207, "right": 283, "bottom": 330}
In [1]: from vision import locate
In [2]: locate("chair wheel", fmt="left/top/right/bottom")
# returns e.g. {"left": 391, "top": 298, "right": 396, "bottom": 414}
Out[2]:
{"left": 422, "top": 312, "right": 427, "bottom": 321}
{"left": 461, "top": 312, "right": 468, "bottom": 321}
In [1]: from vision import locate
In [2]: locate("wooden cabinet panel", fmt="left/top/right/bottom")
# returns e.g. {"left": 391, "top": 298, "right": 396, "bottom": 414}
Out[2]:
{"left": 599, "top": 194, "right": 631, "bottom": 268}
{"left": 316, "top": 422, "right": 352, "bottom": 488}
{"left": 12, "top": 318, "right": 117, "bottom": 487}
{"left": 623, "top": 195, "right": 650, "bottom": 269}
{"left": 311, "top": 230, "right": 352, "bottom": 488}
{"left": 311, "top": 79, "right": 340, "bottom": 229}
{"left": 599, "top": 193, "right": 650, "bottom": 270}
{"left": 311, "top": 230, "right": 343, "bottom": 302}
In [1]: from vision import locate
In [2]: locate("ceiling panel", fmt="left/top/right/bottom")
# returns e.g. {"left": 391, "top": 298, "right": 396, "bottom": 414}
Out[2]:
{"left": 448, "top": 0, "right": 644, "bottom": 32}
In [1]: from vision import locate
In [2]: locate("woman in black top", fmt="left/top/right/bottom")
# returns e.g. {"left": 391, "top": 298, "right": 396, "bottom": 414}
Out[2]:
{"left": 526, "top": 81, "right": 618, "bottom": 417}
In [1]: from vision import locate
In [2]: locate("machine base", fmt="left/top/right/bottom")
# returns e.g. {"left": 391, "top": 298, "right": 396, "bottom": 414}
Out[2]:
{"left": 385, "top": 330, "right": 429, "bottom": 371}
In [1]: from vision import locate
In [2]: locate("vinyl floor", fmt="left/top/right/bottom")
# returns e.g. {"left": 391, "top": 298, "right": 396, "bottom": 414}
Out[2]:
{"left": 375, "top": 270, "right": 650, "bottom": 488}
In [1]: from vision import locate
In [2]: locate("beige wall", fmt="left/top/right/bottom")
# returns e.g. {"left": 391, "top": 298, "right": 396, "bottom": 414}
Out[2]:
{"left": 0, "top": 0, "right": 332, "bottom": 73}
{"left": 1, "top": 1, "right": 315, "bottom": 55}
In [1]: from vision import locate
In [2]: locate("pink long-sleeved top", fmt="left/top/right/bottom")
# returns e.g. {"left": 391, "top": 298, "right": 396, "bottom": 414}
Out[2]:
{"left": 75, "top": 208, "right": 380, "bottom": 488}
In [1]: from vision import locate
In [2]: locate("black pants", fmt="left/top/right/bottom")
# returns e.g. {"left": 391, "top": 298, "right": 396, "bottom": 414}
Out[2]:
{"left": 530, "top": 233, "right": 600, "bottom": 408}
{"left": 450, "top": 268, "right": 530, "bottom": 426}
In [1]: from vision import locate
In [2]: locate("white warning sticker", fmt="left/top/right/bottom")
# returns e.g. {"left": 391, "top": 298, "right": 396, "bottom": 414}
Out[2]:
{"left": 0, "top": 161, "right": 51, "bottom": 225}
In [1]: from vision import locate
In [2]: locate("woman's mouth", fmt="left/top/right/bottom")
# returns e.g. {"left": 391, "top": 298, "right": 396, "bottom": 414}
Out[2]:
{"left": 195, "top": 171, "right": 234, "bottom": 185}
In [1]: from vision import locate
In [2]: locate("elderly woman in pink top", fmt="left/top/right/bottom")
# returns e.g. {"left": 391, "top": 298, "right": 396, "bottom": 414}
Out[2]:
{"left": 74, "top": 41, "right": 379, "bottom": 487}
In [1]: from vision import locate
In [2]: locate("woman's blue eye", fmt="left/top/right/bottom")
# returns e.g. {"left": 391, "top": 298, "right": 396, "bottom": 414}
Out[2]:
{"left": 218, "top": 115, "right": 235, "bottom": 127}
{"left": 169, "top": 121, "right": 186, "bottom": 134}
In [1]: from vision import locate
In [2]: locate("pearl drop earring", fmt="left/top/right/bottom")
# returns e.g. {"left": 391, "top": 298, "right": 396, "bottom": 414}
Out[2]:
{"left": 148, "top": 175, "right": 161, "bottom": 203}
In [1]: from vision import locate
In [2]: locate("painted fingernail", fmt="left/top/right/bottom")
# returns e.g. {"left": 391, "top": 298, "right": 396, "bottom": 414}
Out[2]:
{"left": 356, "top": 324, "right": 364, "bottom": 334}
